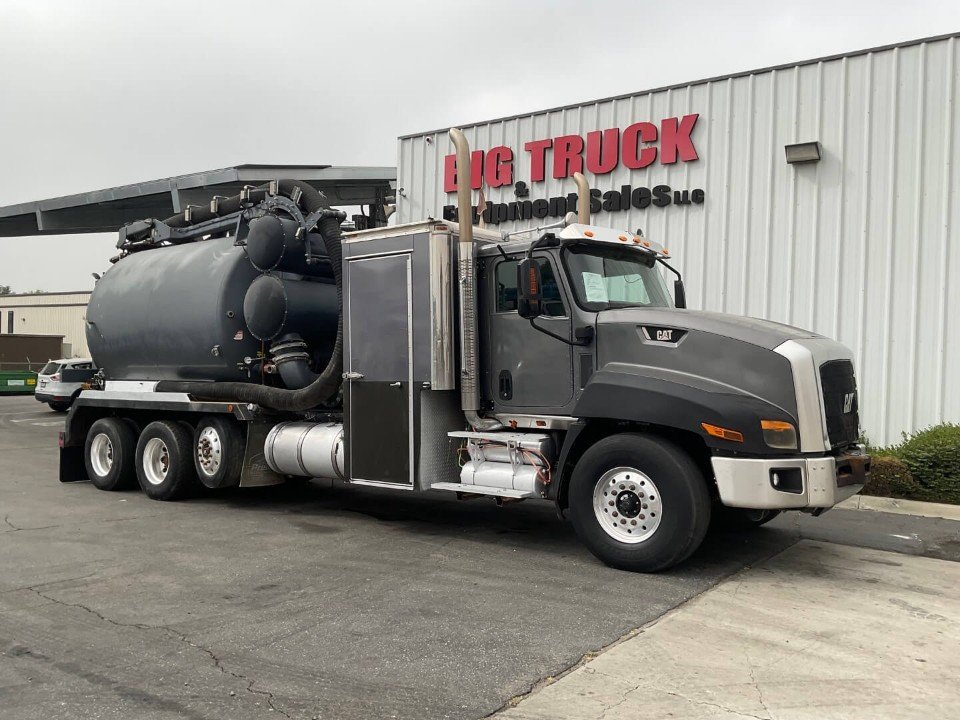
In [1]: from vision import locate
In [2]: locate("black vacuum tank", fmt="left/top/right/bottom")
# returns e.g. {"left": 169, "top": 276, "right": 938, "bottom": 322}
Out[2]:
{"left": 86, "top": 235, "right": 338, "bottom": 382}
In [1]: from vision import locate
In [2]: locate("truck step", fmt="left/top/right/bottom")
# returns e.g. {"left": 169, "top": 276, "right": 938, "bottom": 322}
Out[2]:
{"left": 429, "top": 482, "right": 536, "bottom": 499}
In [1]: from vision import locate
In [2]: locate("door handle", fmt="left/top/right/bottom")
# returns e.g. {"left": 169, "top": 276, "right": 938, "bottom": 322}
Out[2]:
{"left": 342, "top": 371, "right": 364, "bottom": 380}
{"left": 389, "top": 381, "right": 402, "bottom": 387}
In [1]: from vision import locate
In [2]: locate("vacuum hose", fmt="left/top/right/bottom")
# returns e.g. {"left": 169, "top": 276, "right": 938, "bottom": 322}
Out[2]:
{"left": 156, "top": 180, "right": 345, "bottom": 411}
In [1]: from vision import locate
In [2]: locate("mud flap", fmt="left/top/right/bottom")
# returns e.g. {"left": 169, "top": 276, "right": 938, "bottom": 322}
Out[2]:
{"left": 59, "top": 443, "right": 88, "bottom": 483}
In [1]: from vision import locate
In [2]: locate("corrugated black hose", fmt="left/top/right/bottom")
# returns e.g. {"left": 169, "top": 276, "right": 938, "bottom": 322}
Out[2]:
{"left": 155, "top": 180, "right": 344, "bottom": 411}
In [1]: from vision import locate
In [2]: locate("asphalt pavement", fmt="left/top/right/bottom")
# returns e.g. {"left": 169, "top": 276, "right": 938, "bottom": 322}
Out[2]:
{"left": 0, "top": 394, "right": 957, "bottom": 719}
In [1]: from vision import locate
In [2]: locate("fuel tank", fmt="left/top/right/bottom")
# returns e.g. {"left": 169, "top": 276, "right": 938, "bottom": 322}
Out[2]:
{"left": 86, "top": 236, "right": 338, "bottom": 382}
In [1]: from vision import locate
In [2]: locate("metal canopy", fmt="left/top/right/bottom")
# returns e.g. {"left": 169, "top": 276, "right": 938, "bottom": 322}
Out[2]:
{"left": 0, "top": 164, "right": 396, "bottom": 237}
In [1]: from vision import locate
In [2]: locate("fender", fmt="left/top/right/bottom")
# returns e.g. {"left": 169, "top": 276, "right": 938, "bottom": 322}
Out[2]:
{"left": 573, "top": 362, "right": 797, "bottom": 454}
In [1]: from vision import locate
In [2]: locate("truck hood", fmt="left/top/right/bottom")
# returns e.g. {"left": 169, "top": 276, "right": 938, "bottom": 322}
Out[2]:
{"left": 593, "top": 307, "right": 815, "bottom": 421}
{"left": 597, "top": 308, "right": 821, "bottom": 350}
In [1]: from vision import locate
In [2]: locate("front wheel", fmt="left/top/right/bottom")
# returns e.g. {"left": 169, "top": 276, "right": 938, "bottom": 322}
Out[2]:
{"left": 568, "top": 433, "right": 711, "bottom": 572}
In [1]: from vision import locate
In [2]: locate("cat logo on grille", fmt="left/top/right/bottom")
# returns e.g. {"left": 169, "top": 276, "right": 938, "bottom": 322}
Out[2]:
{"left": 843, "top": 392, "right": 855, "bottom": 414}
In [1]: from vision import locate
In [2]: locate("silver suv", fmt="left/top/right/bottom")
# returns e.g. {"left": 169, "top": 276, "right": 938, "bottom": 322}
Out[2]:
{"left": 35, "top": 358, "right": 96, "bottom": 412}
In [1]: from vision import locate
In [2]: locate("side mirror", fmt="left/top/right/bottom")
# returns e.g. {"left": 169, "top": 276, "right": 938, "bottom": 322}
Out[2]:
{"left": 674, "top": 279, "right": 687, "bottom": 309}
{"left": 517, "top": 258, "right": 543, "bottom": 319}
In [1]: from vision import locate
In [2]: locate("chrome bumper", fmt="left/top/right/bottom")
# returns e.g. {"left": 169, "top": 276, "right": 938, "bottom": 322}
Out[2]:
{"left": 711, "top": 445, "right": 870, "bottom": 510}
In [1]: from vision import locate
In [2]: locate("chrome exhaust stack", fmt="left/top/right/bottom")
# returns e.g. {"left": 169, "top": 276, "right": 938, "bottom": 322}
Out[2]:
{"left": 449, "top": 128, "right": 501, "bottom": 432}
{"left": 573, "top": 172, "right": 590, "bottom": 224}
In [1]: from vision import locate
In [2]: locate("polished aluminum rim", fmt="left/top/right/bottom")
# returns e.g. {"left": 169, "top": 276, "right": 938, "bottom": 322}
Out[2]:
{"left": 142, "top": 437, "right": 170, "bottom": 486}
{"left": 592, "top": 466, "right": 662, "bottom": 544}
{"left": 89, "top": 433, "right": 114, "bottom": 477}
{"left": 196, "top": 426, "right": 222, "bottom": 477}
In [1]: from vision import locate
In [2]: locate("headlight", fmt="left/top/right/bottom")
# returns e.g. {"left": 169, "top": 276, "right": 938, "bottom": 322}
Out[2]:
{"left": 761, "top": 420, "right": 797, "bottom": 450}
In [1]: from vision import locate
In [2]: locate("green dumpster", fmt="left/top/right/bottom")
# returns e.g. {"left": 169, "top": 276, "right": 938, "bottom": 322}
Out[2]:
{"left": 0, "top": 370, "right": 38, "bottom": 394}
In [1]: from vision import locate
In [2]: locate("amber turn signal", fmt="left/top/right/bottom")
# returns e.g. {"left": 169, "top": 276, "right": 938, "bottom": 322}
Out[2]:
{"left": 701, "top": 422, "right": 744, "bottom": 443}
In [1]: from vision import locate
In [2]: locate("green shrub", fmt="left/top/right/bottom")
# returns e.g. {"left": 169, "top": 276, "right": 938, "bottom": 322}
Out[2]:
{"left": 861, "top": 455, "right": 921, "bottom": 499}
{"left": 895, "top": 424, "right": 960, "bottom": 504}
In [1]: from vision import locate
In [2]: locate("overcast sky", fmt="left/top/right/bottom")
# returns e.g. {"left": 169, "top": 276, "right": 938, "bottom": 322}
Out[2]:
{"left": 1, "top": 0, "right": 958, "bottom": 291}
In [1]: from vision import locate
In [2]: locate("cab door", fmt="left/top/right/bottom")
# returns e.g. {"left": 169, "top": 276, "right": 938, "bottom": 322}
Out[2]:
{"left": 485, "top": 255, "right": 574, "bottom": 410}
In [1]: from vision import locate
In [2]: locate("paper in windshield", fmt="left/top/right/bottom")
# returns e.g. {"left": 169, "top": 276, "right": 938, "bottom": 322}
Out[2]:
{"left": 581, "top": 272, "right": 608, "bottom": 302}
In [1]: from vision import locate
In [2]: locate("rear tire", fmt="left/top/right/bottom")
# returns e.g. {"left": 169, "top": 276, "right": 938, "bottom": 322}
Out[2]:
{"left": 193, "top": 416, "right": 245, "bottom": 489}
{"left": 49, "top": 402, "right": 70, "bottom": 413}
{"left": 568, "top": 433, "right": 711, "bottom": 572}
{"left": 84, "top": 418, "right": 138, "bottom": 491}
{"left": 136, "top": 420, "right": 199, "bottom": 501}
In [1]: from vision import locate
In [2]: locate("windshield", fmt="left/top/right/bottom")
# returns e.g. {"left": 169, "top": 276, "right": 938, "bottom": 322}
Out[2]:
{"left": 563, "top": 244, "right": 674, "bottom": 310}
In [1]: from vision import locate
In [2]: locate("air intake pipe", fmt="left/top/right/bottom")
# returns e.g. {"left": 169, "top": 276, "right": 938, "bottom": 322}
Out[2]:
{"left": 156, "top": 179, "right": 346, "bottom": 410}
{"left": 449, "top": 128, "right": 502, "bottom": 432}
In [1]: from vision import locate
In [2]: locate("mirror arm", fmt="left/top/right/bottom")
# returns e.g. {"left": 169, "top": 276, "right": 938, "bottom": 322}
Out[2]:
{"left": 528, "top": 319, "right": 592, "bottom": 347}
{"left": 657, "top": 258, "right": 687, "bottom": 309}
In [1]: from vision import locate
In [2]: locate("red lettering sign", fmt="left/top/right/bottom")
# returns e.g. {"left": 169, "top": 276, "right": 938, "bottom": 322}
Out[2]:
{"left": 443, "top": 114, "right": 700, "bottom": 192}
{"left": 523, "top": 139, "right": 553, "bottom": 182}
{"left": 585, "top": 129, "right": 619, "bottom": 174}
{"left": 660, "top": 114, "right": 699, "bottom": 164}
{"left": 622, "top": 122, "right": 658, "bottom": 169}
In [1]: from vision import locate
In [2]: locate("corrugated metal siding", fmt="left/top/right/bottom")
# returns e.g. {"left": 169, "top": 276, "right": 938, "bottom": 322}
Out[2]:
{"left": 397, "top": 35, "right": 960, "bottom": 446}
{"left": 0, "top": 292, "right": 91, "bottom": 306}
{"left": 0, "top": 295, "right": 90, "bottom": 357}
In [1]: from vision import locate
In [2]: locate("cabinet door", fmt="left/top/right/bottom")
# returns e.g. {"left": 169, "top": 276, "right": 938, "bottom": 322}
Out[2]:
{"left": 345, "top": 253, "right": 413, "bottom": 485}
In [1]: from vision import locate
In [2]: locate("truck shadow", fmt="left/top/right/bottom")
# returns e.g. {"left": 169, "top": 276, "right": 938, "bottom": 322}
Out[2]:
{"left": 211, "top": 480, "right": 799, "bottom": 576}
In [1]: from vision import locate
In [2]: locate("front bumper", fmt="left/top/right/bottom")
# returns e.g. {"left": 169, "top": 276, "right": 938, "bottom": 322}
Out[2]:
{"left": 711, "top": 445, "right": 870, "bottom": 510}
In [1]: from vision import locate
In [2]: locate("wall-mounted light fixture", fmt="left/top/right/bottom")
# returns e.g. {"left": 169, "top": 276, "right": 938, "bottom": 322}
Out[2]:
{"left": 784, "top": 141, "right": 821, "bottom": 164}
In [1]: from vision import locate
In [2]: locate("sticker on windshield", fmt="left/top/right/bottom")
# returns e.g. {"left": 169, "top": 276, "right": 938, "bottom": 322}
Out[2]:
{"left": 581, "top": 272, "right": 608, "bottom": 302}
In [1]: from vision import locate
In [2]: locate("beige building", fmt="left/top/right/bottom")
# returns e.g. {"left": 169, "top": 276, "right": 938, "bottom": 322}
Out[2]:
{"left": 0, "top": 291, "right": 91, "bottom": 357}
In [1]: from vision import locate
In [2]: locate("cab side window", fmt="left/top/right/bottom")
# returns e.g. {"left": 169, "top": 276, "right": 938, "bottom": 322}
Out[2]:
{"left": 495, "top": 258, "right": 566, "bottom": 317}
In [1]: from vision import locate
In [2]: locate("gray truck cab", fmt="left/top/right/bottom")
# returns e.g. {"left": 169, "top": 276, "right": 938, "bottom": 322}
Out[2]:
{"left": 475, "top": 222, "right": 868, "bottom": 522}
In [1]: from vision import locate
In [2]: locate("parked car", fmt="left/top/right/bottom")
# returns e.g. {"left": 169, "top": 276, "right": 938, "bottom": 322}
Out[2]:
{"left": 35, "top": 358, "right": 96, "bottom": 412}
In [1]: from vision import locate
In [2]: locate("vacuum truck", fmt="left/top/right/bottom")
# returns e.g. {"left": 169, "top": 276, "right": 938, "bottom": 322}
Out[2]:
{"left": 58, "top": 129, "right": 870, "bottom": 572}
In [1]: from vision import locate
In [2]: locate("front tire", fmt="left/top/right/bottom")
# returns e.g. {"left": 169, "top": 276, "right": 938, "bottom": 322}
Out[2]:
{"left": 136, "top": 420, "right": 199, "bottom": 501}
{"left": 568, "top": 433, "right": 711, "bottom": 572}
{"left": 84, "top": 418, "right": 138, "bottom": 491}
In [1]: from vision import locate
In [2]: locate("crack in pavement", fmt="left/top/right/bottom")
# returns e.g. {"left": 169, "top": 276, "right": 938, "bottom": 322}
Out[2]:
{"left": 25, "top": 586, "right": 291, "bottom": 718}
{"left": 3, "top": 515, "right": 22, "bottom": 531}
{"left": 664, "top": 690, "right": 770, "bottom": 720}
{"left": 749, "top": 666, "right": 772, "bottom": 718}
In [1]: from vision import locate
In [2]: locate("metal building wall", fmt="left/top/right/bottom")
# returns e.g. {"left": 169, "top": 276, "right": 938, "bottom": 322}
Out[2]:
{"left": 0, "top": 293, "right": 91, "bottom": 357}
{"left": 397, "top": 34, "right": 960, "bottom": 446}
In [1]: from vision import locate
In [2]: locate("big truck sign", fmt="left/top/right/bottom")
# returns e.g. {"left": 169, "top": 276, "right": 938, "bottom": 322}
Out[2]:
{"left": 437, "top": 114, "right": 705, "bottom": 225}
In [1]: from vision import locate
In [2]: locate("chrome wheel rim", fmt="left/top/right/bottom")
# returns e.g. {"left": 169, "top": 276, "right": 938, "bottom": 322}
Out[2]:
{"left": 593, "top": 466, "right": 662, "bottom": 544}
{"left": 142, "top": 437, "right": 170, "bottom": 486}
{"left": 90, "top": 433, "right": 114, "bottom": 477}
{"left": 196, "top": 426, "right": 222, "bottom": 478}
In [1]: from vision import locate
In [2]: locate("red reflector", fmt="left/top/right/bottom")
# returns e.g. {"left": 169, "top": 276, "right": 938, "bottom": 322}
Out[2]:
{"left": 58, "top": 432, "right": 65, "bottom": 449}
